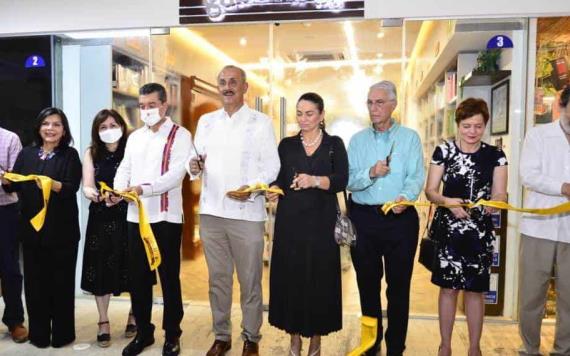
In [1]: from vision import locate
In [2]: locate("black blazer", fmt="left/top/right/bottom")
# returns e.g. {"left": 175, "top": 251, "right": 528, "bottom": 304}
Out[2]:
{"left": 3, "top": 146, "right": 82, "bottom": 247}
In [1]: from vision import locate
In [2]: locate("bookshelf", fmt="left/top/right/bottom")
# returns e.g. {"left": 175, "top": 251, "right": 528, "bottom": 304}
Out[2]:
{"left": 111, "top": 49, "right": 181, "bottom": 128}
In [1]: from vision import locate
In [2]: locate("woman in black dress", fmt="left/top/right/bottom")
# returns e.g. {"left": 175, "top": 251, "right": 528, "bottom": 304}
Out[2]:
{"left": 0, "top": 108, "right": 82, "bottom": 348}
{"left": 268, "top": 93, "right": 348, "bottom": 356}
{"left": 425, "top": 98, "right": 508, "bottom": 356}
{"left": 80, "top": 109, "right": 135, "bottom": 347}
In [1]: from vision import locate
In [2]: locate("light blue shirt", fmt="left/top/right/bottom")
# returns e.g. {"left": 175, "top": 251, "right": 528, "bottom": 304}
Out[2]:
{"left": 347, "top": 120, "right": 425, "bottom": 205}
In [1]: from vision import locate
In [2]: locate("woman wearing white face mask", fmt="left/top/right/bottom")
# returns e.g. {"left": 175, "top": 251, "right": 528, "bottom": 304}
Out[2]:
{"left": 80, "top": 109, "right": 136, "bottom": 347}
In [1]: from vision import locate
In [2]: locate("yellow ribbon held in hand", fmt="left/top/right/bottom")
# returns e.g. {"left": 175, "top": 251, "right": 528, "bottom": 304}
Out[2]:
{"left": 227, "top": 183, "right": 284, "bottom": 199}
{"left": 3, "top": 172, "right": 52, "bottom": 231}
{"left": 99, "top": 182, "right": 161, "bottom": 271}
{"left": 381, "top": 199, "right": 570, "bottom": 216}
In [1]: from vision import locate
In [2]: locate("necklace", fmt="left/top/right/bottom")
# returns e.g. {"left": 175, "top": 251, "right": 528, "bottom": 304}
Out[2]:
{"left": 301, "top": 129, "right": 322, "bottom": 147}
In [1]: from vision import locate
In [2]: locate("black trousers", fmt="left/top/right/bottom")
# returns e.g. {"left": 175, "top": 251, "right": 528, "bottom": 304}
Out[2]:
{"left": 0, "top": 203, "right": 24, "bottom": 329}
{"left": 350, "top": 202, "right": 419, "bottom": 355}
{"left": 23, "top": 243, "right": 78, "bottom": 347}
{"left": 127, "top": 222, "right": 183, "bottom": 340}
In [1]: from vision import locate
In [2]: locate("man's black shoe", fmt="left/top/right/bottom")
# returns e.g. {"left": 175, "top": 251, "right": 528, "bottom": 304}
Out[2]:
{"left": 122, "top": 335, "right": 155, "bottom": 356}
{"left": 163, "top": 337, "right": 181, "bottom": 356}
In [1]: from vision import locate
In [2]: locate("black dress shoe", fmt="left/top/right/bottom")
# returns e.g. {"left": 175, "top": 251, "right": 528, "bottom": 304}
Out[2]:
{"left": 163, "top": 337, "right": 181, "bottom": 356}
{"left": 122, "top": 335, "right": 155, "bottom": 356}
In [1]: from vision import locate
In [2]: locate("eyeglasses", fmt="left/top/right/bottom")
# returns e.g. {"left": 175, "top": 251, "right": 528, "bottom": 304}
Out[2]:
{"left": 367, "top": 99, "right": 395, "bottom": 108}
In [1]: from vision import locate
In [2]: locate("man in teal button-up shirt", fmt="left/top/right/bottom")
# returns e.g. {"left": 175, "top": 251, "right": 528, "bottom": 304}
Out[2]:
{"left": 347, "top": 80, "right": 424, "bottom": 356}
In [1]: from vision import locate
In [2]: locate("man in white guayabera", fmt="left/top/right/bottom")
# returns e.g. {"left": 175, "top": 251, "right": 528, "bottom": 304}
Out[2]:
{"left": 518, "top": 85, "right": 570, "bottom": 355}
{"left": 187, "top": 65, "right": 279, "bottom": 356}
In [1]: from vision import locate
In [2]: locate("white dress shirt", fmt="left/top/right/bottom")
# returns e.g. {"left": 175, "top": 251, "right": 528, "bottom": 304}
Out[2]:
{"left": 188, "top": 104, "right": 280, "bottom": 222}
{"left": 115, "top": 117, "right": 192, "bottom": 224}
{"left": 520, "top": 120, "right": 570, "bottom": 243}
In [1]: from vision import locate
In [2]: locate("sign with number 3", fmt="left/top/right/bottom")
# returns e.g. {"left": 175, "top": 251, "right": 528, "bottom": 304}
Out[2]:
{"left": 487, "top": 35, "right": 514, "bottom": 49}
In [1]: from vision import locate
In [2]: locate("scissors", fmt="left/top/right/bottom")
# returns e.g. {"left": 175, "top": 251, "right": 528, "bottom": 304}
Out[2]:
{"left": 190, "top": 140, "right": 204, "bottom": 170}
{"left": 386, "top": 142, "right": 395, "bottom": 166}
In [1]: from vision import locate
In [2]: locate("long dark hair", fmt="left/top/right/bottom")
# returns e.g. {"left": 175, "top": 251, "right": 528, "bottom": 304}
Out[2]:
{"left": 33, "top": 107, "right": 74, "bottom": 148}
{"left": 89, "top": 109, "right": 129, "bottom": 162}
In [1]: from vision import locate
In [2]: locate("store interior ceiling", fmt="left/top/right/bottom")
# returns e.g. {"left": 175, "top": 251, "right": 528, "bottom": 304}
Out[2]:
{"left": 187, "top": 20, "right": 421, "bottom": 122}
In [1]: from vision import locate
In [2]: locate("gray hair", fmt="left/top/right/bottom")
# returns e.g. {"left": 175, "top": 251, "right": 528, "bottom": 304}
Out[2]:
{"left": 369, "top": 80, "right": 397, "bottom": 102}
{"left": 219, "top": 65, "right": 247, "bottom": 83}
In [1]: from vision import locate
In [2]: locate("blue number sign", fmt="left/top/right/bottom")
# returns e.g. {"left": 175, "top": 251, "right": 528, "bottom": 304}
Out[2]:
{"left": 24, "top": 55, "right": 46, "bottom": 68}
{"left": 487, "top": 35, "right": 513, "bottom": 49}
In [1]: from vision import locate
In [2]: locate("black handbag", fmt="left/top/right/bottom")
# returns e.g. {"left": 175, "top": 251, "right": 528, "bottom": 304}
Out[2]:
{"left": 418, "top": 205, "right": 438, "bottom": 272}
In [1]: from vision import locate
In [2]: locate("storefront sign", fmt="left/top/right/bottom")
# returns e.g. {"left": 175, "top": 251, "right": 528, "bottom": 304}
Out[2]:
{"left": 180, "top": 0, "right": 364, "bottom": 24}
{"left": 24, "top": 55, "right": 46, "bottom": 68}
{"left": 487, "top": 35, "right": 514, "bottom": 49}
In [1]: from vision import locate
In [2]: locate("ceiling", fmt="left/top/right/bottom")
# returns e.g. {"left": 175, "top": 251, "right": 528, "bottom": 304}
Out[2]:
{"left": 187, "top": 20, "right": 421, "bottom": 121}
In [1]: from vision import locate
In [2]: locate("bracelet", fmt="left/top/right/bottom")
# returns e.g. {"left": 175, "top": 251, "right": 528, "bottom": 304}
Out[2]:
{"left": 313, "top": 176, "right": 321, "bottom": 188}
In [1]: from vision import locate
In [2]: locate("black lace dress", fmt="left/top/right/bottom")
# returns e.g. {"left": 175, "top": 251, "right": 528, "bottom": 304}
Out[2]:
{"left": 429, "top": 141, "right": 507, "bottom": 292}
{"left": 81, "top": 148, "right": 129, "bottom": 296}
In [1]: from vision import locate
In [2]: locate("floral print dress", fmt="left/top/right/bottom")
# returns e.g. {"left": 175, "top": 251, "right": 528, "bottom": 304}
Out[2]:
{"left": 429, "top": 141, "right": 508, "bottom": 292}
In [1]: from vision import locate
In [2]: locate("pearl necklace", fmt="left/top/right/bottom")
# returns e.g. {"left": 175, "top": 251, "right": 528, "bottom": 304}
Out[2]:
{"left": 301, "top": 129, "right": 322, "bottom": 148}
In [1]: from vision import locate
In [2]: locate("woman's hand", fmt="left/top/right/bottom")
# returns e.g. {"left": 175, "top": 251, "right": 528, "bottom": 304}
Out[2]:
{"left": 445, "top": 197, "right": 470, "bottom": 219}
{"left": 266, "top": 185, "right": 281, "bottom": 202}
{"left": 84, "top": 187, "right": 100, "bottom": 203}
{"left": 290, "top": 173, "right": 316, "bottom": 190}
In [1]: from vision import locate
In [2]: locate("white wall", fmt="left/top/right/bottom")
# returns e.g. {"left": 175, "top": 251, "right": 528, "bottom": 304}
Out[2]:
{"left": 366, "top": 0, "right": 570, "bottom": 19}
{"left": 0, "top": 0, "right": 178, "bottom": 36}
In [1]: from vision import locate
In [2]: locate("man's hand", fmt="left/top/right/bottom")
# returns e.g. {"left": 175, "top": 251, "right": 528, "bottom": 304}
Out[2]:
{"left": 562, "top": 182, "right": 570, "bottom": 200}
{"left": 189, "top": 155, "right": 206, "bottom": 175}
{"left": 0, "top": 171, "right": 9, "bottom": 185}
{"left": 266, "top": 185, "right": 281, "bottom": 203}
{"left": 227, "top": 185, "right": 251, "bottom": 201}
{"left": 369, "top": 160, "right": 390, "bottom": 178}
{"left": 392, "top": 195, "right": 408, "bottom": 214}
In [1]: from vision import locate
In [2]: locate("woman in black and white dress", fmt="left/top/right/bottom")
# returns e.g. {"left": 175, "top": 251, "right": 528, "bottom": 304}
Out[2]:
{"left": 425, "top": 98, "right": 508, "bottom": 356}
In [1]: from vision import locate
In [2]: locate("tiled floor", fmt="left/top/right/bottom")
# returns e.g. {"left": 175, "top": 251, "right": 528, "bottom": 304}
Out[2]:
{"left": 0, "top": 297, "right": 556, "bottom": 355}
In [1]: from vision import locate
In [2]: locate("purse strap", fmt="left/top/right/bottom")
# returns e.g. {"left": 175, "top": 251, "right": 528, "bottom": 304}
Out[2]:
{"left": 422, "top": 203, "right": 434, "bottom": 238}
{"left": 329, "top": 138, "right": 350, "bottom": 215}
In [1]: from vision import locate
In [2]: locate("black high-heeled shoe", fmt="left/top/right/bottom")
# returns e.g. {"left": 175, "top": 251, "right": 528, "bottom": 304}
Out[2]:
{"left": 97, "top": 321, "right": 111, "bottom": 348}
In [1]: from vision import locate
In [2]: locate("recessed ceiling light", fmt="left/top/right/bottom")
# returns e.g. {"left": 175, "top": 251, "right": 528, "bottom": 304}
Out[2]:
{"left": 377, "top": 32, "right": 385, "bottom": 39}
{"left": 239, "top": 37, "right": 247, "bottom": 46}
{"left": 376, "top": 53, "right": 384, "bottom": 58}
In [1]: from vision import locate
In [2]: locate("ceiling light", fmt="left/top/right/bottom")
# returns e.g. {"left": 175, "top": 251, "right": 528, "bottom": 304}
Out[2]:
{"left": 376, "top": 53, "right": 384, "bottom": 58}
{"left": 239, "top": 37, "right": 247, "bottom": 46}
{"left": 377, "top": 32, "right": 385, "bottom": 39}
{"left": 64, "top": 29, "right": 150, "bottom": 39}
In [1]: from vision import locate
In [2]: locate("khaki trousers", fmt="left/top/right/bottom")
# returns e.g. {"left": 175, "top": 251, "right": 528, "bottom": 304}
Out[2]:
{"left": 519, "top": 234, "right": 570, "bottom": 355}
{"left": 200, "top": 214, "right": 265, "bottom": 343}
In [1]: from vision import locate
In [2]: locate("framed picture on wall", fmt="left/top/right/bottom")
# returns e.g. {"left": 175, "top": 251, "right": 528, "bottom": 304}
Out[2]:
{"left": 491, "top": 80, "right": 509, "bottom": 135}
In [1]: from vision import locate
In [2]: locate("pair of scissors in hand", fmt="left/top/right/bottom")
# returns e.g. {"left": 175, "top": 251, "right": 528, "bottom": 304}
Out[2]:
{"left": 386, "top": 142, "right": 395, "bottom": 166}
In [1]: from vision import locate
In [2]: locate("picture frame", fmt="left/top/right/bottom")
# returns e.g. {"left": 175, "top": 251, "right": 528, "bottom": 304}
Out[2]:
{"left": 491, "top": 80, "right": 509, "bottom": 135}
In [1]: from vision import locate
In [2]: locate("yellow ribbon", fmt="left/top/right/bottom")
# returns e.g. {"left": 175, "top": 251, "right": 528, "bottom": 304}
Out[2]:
{"left": 227, "top": 183, "right": 284, "bottom": 196}
{"left": 99, "top": 182, "right": 161, "bottom": 271}
{"left": 3, "top": 172, "right": 52, "bottom": 231}
{"left": 381, "top": 199, "right": 570, "bottom": 216}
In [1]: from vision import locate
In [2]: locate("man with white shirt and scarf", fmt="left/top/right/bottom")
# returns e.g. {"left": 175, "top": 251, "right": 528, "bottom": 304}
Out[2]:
{"left": 114, "top": 83, "right": 192, "bottom": 356}
{"left": 188, "top": 65, "right": 280, "bottom": 356}
{"left": 519, "top": 85, "right": 570, "bottom": 356}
